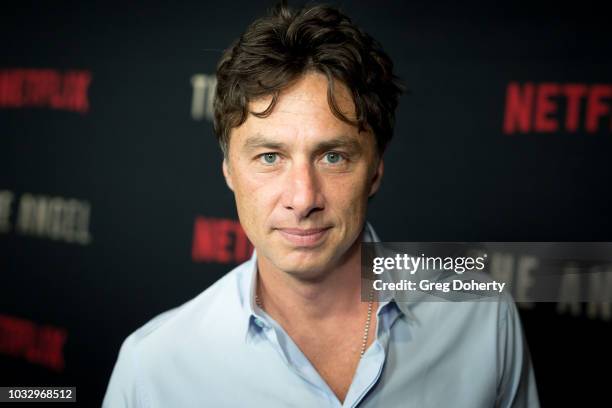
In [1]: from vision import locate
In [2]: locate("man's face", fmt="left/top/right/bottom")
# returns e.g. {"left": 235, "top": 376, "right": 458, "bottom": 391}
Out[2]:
{"left": 223, "top": 71, "right": 384, "bottom": 279}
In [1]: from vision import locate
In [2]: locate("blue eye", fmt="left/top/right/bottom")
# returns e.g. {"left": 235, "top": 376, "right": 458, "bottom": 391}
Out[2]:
{"left": 324, "top": 152, "right": 343, "bottom": 164}
{"left": 261, "top": 153, "right": 277, "bottom": 164}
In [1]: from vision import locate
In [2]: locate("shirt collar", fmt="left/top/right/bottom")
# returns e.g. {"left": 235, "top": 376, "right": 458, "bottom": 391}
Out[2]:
{"left": 238, "top": 221, "right": 415, "bottom": 341}
{"left": 362, "top": 222, "right": 417, "bottom": 321}
{"left": 237, "top": 250, "right": 261, "bottom": 341}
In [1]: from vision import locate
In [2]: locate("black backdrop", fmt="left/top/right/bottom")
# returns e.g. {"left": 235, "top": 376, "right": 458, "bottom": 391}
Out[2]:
{"left": 1, "top": 0, "right": 611, "bottom": 406}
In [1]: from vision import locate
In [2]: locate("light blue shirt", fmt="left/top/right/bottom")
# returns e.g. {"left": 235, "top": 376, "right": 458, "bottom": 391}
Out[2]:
{"left": 103, "top": 222, "right": 540, "bottom": 407}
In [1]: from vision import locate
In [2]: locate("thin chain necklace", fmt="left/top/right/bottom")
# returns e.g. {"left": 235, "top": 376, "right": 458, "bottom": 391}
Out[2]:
{"left": 255, "top": 288, "right": 375, "bottom": 357}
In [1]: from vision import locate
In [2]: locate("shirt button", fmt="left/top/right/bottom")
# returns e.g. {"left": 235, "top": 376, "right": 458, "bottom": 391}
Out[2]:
{"left": 254, "top": 318, "right": 265, "bottom": 328}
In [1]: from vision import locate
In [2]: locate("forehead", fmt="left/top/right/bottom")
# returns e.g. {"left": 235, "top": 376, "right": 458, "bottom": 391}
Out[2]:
{"left": 230, "top": 72, "right": 371, "bottom": 151}
{"left": 251, "top": 71, "right": 356, "bottom": 121}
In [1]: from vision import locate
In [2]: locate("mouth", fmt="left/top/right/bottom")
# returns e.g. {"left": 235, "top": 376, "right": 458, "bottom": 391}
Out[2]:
{"left": 275, "top": 227, "right": 332, "bottom": 247}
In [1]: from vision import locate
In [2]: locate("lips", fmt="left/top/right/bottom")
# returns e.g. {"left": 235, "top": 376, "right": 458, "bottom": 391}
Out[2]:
{"left": 278, "top": 227, "right": 329, "bottom": 235}
{"left": 276, "top": 227, "right": 331, "bottom": 246}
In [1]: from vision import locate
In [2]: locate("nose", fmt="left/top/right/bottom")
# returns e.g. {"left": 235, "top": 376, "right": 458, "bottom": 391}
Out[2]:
{"left": 282, "top": 160, "right": 324, "bottom": 220}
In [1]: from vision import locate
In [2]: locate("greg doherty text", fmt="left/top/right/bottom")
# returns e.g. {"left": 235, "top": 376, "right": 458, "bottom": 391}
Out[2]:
{"left": 372, "top": 279, "right": 506, "bottom": 294}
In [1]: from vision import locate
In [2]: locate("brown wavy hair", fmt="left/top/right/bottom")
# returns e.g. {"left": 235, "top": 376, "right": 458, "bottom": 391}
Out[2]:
{"left": 213, "top": 1, "right": 405, "bottom": 157}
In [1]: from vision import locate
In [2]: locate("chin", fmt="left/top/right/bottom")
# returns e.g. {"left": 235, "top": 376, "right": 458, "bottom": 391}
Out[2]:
{"left": 275, "top": 252, "right": 332, "bottom": 277}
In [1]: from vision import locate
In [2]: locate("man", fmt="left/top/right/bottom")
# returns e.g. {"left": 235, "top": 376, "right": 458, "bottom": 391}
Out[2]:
{"left": 103, "top": 3, "right": 540, "bottom": 407}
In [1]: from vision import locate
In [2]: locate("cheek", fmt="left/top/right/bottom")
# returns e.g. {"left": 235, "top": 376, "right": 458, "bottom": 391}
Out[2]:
{"left": 233, "top": 171, "right": 280, "bottom": 225}
{"left": 324, "top": 171, "right": 371, "bottom": 216}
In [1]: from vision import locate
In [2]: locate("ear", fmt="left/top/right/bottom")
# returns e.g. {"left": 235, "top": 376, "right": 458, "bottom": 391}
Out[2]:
{"left": 222, "top": 158, "right": 234, "bottom": 192}
{"left": 368, "top": 157, "right": 384, "bottom": 197}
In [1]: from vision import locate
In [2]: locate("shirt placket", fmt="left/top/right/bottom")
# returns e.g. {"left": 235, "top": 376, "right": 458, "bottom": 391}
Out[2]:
{"left": 342, "top": 304, "right": 401, "bottom": 408}
{"left": 255, "top": 313, "right": 339, "bottom": 406}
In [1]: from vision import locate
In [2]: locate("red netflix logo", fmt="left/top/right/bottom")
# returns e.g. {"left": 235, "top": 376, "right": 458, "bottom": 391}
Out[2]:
{"left": 0, "top": 314, "right": 67, "bottom": 372}
{"left": 191, "top": 216, "right": 253, "bottom": 264}
{"left": 503, "top": 82, "right": 612, "bottom": 134}
{"left": 0, "top": 69, "right": 92, "bottom": 113}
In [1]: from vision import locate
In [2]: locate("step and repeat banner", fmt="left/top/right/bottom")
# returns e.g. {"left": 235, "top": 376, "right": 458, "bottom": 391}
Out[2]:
{"left": 1, "top": 1, "right": 611, "bottom": 406}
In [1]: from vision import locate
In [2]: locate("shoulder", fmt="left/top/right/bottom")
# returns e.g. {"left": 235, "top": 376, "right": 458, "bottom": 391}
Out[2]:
{"left": 400, "top": 276, "right": 524, "bottom": 357}
{"left": 119, "top": 260, "right": 251, "bottom": 357}
{"left": 103, "top": 261, "right": 253, "bottom": 406}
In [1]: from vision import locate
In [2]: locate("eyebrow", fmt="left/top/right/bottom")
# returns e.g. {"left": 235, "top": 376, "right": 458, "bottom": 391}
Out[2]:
{"left": 242, "top": 134, "right": 363, "bottom": 154}
{"left": 242, "top": 135, "right": 286, "bottom": 152}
